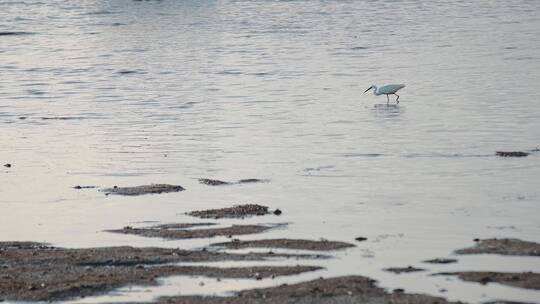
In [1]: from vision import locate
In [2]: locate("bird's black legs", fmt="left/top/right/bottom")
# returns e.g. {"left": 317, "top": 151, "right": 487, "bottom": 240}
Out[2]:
{"left": 395, "top": 94, "right": 400, "bottom": 104}
{"left": 386, "top": 94, "right": 389, "bottom": 104}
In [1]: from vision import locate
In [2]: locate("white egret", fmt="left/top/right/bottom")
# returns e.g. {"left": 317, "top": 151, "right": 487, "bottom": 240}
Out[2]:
{"left": 364, "top": 84, "right": 405, "bottom": 104}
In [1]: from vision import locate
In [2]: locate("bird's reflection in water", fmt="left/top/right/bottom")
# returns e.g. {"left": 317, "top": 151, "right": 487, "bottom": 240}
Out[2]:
{"left": 371, "top": 103, "right": 403, "bottom": 118}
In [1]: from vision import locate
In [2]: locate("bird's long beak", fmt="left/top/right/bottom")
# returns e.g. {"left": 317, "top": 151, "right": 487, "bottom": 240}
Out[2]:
{"left": 363, "top": 86, "right": 372, "bottom": 93}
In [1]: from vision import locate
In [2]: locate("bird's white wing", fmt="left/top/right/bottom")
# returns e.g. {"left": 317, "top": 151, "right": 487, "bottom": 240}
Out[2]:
{"left": 378, "top": 84, "right": 405, "bottom": 94}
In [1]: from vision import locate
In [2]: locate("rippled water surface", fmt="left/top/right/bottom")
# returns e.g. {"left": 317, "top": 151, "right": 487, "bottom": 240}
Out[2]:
{"left": 1, "top": 0, "right": 540, "bottom": 303}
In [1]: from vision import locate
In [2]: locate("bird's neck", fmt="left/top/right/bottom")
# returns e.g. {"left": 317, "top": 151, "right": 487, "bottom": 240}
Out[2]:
{"left": 372, "top": 86, "right": 379, "bottom": 95}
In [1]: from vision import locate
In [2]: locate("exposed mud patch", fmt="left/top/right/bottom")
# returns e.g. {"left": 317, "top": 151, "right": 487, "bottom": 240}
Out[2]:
{"left": 186, "top": 204, "right": 271, "bottom": 219}
{"left": 384, "top": 266, "right": 426, "bottom": 274}
{"left": 102, "top": 184, "right": 185, "bottom": 196}
{"left": 198, "top": 178, "right": 269, "bottom": 186}
{"left": 237, "top": 178, "right": 269, "bottom": 184}
{"left": 422, "top": 258, "right": 458, "bottom": 264}
{"left": 0, "top": 31, "right": 35, "bottom": 36}
{"left": 0, "top": 242, "right": 323, "bottom": 301}
{"left": 40, "top": 116, "right": 85, "bottom": 120}
{"left": 496, "top": 151, "right": 529, "bottom": 157}
{"left": 483, "top": 302, "right": 536, "bottom": 304}
{"left": 157, "top": 275, "right": 463, "bottom": 304}
{"left": 456, "top": 238, "right": 540, "bottom": 256}
{"left": 106, "top": 223, "right": 277, "bottom": 240}
{"left": 117, "top": 69, "right": 142, "bottom": 75}
{"left": 436, "top": 272, "right": 540, "bottom": 290}
{"left": 169, "top": 265, "right": 323, "bottom": 280}
{"left": 73, "top": 185, "right": 97, "bottom": 189}
{"left": 211, "top": 238, "right": 355, "bottom": 251}
{"left": 198, "top": 178, "right": 231, "bottom": 186}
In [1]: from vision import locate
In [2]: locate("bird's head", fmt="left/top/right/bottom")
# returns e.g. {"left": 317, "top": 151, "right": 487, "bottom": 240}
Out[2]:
{"left": 364, "top": 85, "right": 376, "bottom": 93}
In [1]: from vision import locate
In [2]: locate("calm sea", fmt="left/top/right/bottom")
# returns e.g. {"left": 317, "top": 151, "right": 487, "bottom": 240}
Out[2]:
{"left": 1, "top": 1, "right": 540, "bottom": 303}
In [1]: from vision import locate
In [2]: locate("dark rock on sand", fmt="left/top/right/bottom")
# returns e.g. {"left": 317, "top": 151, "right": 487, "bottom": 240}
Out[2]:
{"left": 157, "top": 275, "right": 463, "bottom": 304}
{"left": 211, "top": 238, "right": 355, "bottom": 251}
{"left": 436, "top": 272, "right": 540, "bottom": 290}
{"left": 384, "top": 266, "right": 426, "bottom": 274}
{"left": 273, "top": 208, "right": 282, "bottom": 215}
{"left": 496, "top": 151, "right": 529, "bottom": 157}
{"left": 198, "top": 178, "right": 232, "bottom": 186}
{"left": 456, "top": 238, "right": 540, "bottom": 256}
{"left": 186, "top": 204, "right": 270, "bottom": 219}
{"left": 423, "top": 258, "right": 458, "bottom": 264}
{"left": 106, "top": 223, "right": 277, "bottom": 240}
{"left": 3, "top": 163, "right": 11, "bottom": 168}
{"left": 355, "top": 237, "right": 368, "bottom": 242}
{"left": 102, "top": 184, "right": 185, "bottom": 196}
{"left": 0, "top": 241, "right": 322, "bottom": 301}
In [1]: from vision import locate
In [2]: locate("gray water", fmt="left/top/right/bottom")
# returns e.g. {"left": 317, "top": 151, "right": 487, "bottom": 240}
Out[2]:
{"left": 1, "top": 0, "right": 540, "bottom": 303}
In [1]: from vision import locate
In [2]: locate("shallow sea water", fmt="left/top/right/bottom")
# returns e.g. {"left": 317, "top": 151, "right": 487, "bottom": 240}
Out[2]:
{"left": 1, "top": 0, "right": 540, "bottom": 303}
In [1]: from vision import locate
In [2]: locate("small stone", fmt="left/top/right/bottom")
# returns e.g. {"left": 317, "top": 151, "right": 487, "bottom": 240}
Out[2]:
{"left": 473, "top": 238, "right": 480, "bottom": 242}
{"left": 199, "top": 281, "right": 205, "bottom": 286}
{"left": 355, "top": 237, "right": 368, "bottom": 242}
{"left": 393, "top": 288, "right": 404, "bottom": 293}
{"left": 3, "top": 164, "right": 11, "bottom": 168}
{"left": 273, "top": 209, "right": 282, "bottom": 215}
